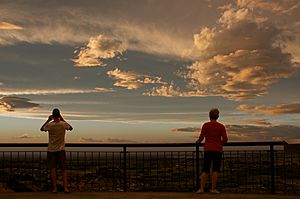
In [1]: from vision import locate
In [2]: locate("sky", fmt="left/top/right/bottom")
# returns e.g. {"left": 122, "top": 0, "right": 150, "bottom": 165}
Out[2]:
{"left": 0, "top": 0, "right": 300, "bottom": 144}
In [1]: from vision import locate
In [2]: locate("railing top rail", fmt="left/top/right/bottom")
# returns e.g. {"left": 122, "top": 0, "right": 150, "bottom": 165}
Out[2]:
{"left": 0, "top": 141, "right": 287, "bottom": 148}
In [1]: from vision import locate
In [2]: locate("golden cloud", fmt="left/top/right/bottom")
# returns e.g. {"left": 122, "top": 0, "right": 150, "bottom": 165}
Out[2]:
{"left": 237, "top": 103, "right": 300, "bottom": 115}
{"left": 152, "top": 5, "right": 296, "bottom": 101}
{"left": 0, "top": 22, "right": 23, "bottom": 30}
{"left": 107, "top": 68, "right": 166, "bottom": 90}
{"left": 0, "top": 96, "right": 39, "bottom": 112}
{"left": 72, "top": 35, "right": 126, "bottom": 67}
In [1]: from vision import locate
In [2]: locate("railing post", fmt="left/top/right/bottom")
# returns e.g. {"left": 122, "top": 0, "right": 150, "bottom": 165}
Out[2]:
{"left": 123, "top": 146, "right": 127, "bottom": 192}
{"left": 195, "top": 142, "right": 200, "bottom": 191}
{"left": 270, "top": 144, "right": 275, "bottom": 195}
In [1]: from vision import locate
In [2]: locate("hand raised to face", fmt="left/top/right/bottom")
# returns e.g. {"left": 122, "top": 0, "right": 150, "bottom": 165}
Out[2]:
{"left": 48, "top": 115, "right": 53, "bottom": 121}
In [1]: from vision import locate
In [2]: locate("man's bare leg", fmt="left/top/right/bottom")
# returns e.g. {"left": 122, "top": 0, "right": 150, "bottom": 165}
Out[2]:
{"left": 63, "top": 170, "right": 70, "bottom": 192}
{"left": 50, "top": 168, "right": 57, "bottom": 192}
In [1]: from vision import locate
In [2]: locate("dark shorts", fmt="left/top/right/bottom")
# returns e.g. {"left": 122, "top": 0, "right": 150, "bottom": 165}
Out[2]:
{"left": 47, "top": 150, "right": 67, "bottom": 170}
{"left": 202, "top": 151, "right": 222, "bottom": 173}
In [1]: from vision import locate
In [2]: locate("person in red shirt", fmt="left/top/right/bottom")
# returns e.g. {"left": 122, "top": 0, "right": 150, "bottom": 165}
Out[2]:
{"left": 196, "top": 108, "right": 228, "bottom": 194}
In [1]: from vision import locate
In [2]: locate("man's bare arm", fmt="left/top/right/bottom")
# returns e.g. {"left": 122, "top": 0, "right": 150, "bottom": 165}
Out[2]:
{"left": 40, "top": 115, "right": 52, "bottom": 131}
{"left": 60, "top": 115, "right": 73, "bottom": 131}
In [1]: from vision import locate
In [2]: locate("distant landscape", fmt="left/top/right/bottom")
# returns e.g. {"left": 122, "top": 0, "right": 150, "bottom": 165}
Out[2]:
{"left": 1, "top": 149, "right": 300, "bottom": 194}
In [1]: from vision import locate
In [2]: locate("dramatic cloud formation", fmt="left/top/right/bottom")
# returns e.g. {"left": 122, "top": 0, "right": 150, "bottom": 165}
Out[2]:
{"left": 0, "top": 88, "right": 112, "bottom": 96}
{"left": 72, "top": 35, "right": 126, "bottom": 67}
{"left": 0, "top": 22, "right": 23, "bottom": 30}
{"left": 172, "top": 124, "right": 300, "bottom": 142}
{"left": 0, "top": 96, "right": 39, "bottom": 112}
{"left": 237, "top": 103, "right": 300, "bottom": 115}
{"left": 107, "top": 68, "right": 165, "bottom": 90}
{"left": 237, "top": 0, "right": 300, "bottom": 14}
{"left": 149, "top": 3, "right": 297, "bottom": 101}
{"left": 0, "top": 2, "right": 191, "bottom": 58}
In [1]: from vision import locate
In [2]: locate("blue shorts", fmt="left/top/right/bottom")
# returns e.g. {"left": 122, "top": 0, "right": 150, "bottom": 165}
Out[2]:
{"left": 202, "top": 151, "right": 222, "bottom": 173}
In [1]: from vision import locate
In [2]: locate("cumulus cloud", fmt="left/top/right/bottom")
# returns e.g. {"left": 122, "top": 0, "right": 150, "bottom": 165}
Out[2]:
{"left": 107, "top": 68, "right": 165, "bottom": 90}
{"left": 72, "top": 35, "right": 126, "bottom": 67}
{"left": 172, "top": 124, "right": 300, "bottom": 142}
{"left": 158, "top": 4, "right": 297, "bottom": 101}
{"left": 237, "top": 0, "right": 300, "bottom": 14}
{"left": 0, "top": 22, "right": 23, "bottom": 30}
{"left": 237, "top": 103, "right": 300, "bottom": 115}
{"left": 144, "top": 81, "right": 188, "bottom": 97}
{"left": 0, "top": 88, "right": 112, "bottom": 96}
{"left": 0, "top": 1, "right": 195, "bottom": 59}
{"left": 80, "top": 137, "right": 135, "bottom": 143}
{"left": 0, "top": 96, "right": 39, "bottom": 112}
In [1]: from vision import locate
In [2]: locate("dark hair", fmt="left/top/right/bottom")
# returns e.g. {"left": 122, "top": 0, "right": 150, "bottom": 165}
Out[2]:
{"left": 209, "top": 108, "right": 219, "bottom": 120}
{"left": 52, "top": 108, "right": 61, "bottom": 118}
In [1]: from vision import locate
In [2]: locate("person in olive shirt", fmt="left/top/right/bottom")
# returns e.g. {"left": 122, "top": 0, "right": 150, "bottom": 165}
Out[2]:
{"left": 40, "top": 108, "right": 73, "bottom": 193}
{"left": 196, "top": 108, "right": 228, "bottom": 194}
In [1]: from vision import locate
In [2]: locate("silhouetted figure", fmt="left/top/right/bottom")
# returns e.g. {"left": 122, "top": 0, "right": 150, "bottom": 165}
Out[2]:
{"left": 196, "top": 108, "right": 228, "bottom": 194}
{"left": 40, "top": 108, "right": 73, "bottom": 193}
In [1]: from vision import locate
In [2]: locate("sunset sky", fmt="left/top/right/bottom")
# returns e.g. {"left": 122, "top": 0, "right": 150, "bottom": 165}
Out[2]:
{"left": 0, "top": 0, "right": 300, "bottom": 143}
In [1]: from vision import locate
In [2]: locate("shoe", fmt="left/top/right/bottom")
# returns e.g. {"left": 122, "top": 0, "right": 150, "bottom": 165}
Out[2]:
{"left": 210, "top": 189, "right": 220, "bottom": 194}
{"left": 51, "top": 190, "right": 58, "bottom": 193}
{"left": 195, "top": 189, "right": 204, "bottom": 194}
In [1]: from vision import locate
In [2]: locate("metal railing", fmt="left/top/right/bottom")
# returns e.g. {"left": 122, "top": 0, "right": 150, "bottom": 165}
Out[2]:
{"left": 1, "top": 141, "right": 300, "bottom": 194}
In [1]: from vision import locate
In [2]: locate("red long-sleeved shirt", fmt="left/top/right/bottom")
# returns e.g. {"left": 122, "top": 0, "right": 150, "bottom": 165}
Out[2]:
{"left": 199, "top": 121, "right": 228, "bottom": 152}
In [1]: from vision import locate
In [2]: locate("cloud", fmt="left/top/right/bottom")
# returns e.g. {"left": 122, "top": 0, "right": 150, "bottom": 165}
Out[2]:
{"left": 72, "top": 35, "right": 126, "bottom": 67}
{"left": 237, "top": 103, "right": 300, "bottom": 115}
{"left": 227, "top": 124, "right": 300, "bottom": 142}
{"left": 94, "top": 87, "right": 115, "bottom": 92}
{"left": 237, "top": 0, "right": 300, "bottom": 65}
{"left": 107, "top": 68, "right": 165, "bottom": 90}
{"left": 172, "top": 124, "right": 300, "bottom": 142}
{"left": 0, "top": 88, "right": 112, "bottom": 96}
{"left": 153, "top": 4, "right": 297, "bottom": 101}
{"left": 171, "top": 127, "right": 200, "bottom": 132}
{"left": 79, "top": 137, "right": 103, "bottom": 143}
{"left": 0, "top": 2, "right": 191, "bottom": 58}
{"left": 106, "top": 138, "right": 136, "bottom": 143}
{"left": 0, "top": 96, "right": 39, "bottom": 112}
{"left": 144, "top": 81, "right": 188, "bottom": 97}
{"left": 79, "top": 137, "right": 135, "bottom": 143}
{"left": 237, "top": 0, "right": 300, "bottom": 14}
{"left": 0, "top": 22, "right": 23, "bottom": 30}
{"left": 249, "top": 119, "right": 272, "bottom": 126}
{"left": 14, "top": 133, "right": 38, "bottom": 139}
